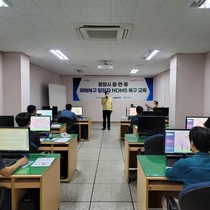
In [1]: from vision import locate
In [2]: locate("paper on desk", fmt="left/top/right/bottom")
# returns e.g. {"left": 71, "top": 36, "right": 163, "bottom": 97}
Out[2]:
{"left": 31, "top": 158, "right": 55, "bottom": 167}
{"left": 40, "top": 138, "right": 45, "bottom": 142}
{"left": 54, "top": 138, "right": 69, "bottom": 142}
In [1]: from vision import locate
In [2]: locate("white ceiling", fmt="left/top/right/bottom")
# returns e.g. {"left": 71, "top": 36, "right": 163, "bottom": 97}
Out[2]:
{"left": 0, "top": 0, "right": 210, "bottom": 76}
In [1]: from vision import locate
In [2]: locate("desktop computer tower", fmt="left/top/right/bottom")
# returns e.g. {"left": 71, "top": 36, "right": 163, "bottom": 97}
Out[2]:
{"left": 60, "top": 152, "right": 68, "bottom": 179}
{"left": 18, "top": 189, "right": 39, "bottom": 210}
{"left": 81, "top": 125, "right": 88, "bottom": 139}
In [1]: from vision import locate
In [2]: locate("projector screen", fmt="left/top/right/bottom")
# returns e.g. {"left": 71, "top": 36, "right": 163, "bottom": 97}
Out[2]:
{"left": 48, "top": 83, "right": 67, "bottom": 111}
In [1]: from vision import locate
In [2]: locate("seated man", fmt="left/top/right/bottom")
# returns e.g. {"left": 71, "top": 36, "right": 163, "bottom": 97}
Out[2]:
{"left": 15, "top": 112, "right": 41, "bottom": 149}
{"left": 27, "top": 105, "right": 36, "bottom": 116}
{"left": 128, "top": 106, "right": 143, "bottom": 133}
{"left": 59, "top": 104, "right": 78, "bottom": 121}
{"left": 0, "top": 156, "right": 28, "bottom": 210}
{"left": 162, "top": 126, "right": 210, "bottom": 210}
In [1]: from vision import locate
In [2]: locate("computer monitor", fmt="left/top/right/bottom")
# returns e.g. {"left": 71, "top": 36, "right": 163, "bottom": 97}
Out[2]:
{"left": 142, "top": 111, "right": 162, "bottom": 116}
{"left": 0, "top": 127, "right": 30, "bottom": 152}
{"left": 30, "top": 116, "right": 51, "bottom": 132}
{"left": 36, "top": 109, "right": 53, "bottom": 120}
{"left": 185, "top": 116, "right": 208, "bottom": 129}
{"left": 42, "top": 106, "right": 58, "bottom": 116}
{"left": 153, "top": 107, "right": 169, "bottom": 117}
{"left": 126, "top": 107, "right": 136, "bottom": 116}
{"left": 138, "top": 116, "right": 165, "bottom": 135}
{"left": 164, "top": 129, "right": 191, "bottom": 154}
{"left": 71, "top": 106, "right": 83, "bottom": 116}
{"left": 0, "top": 116, "right": 14, "bottom": 127}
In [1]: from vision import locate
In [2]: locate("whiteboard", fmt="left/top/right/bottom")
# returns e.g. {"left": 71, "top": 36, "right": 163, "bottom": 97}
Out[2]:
{"left": 48, "top": 83, "right": 67, "bottom": 111}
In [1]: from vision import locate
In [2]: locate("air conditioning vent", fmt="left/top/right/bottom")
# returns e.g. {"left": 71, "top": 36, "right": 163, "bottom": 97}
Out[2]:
{"left": 75, "top": 24, "right": 133, "bottom": 41}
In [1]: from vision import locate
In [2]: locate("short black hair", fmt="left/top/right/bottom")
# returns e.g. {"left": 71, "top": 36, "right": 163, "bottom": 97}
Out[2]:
{"left": 15, "top": 112, "right": 31, "bottom": 126}
{"left": 154, "top": 101, "right": 158, "bottom": 105}
{"left": 27, "top": 105, "right": 36, "bottom": 114}
{"left": 136, "top": 106, "right": 143, "bottom": 114}
{"left": 204, "top": 117, "right": 210, "bottom": 128}
{"left": 65, "top": 104, "right": 72, "bottom": 110}
{"left": 105, "top": 91, "right": 109, "bottom": 94}
{"left": 189, "top": 126, "right": 210, "bottom": 152}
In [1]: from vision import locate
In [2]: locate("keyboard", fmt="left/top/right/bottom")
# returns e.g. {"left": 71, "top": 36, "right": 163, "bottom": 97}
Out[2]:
{"left": 166, "top": 158, "right": 180, "bottom": 167}
{"left": 2, "top": 158, "right": 17, "bottom": 166}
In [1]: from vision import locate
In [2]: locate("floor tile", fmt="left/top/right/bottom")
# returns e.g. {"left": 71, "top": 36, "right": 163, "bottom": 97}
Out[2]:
{"left": 77, "top": 160, "right": 98, "bottom": 171}
{"left": 90, "top": 202, "right": 134, "bottom": 210}
{"left": 100, "top": 147, "right": 122, "bottom": 154}
{"left": 95, "top": 170, "right": 127, "bottom": 183}
{"left": 81, "top": 142, "right": 101, "bottom": 148}
{"left": 92, "top": 183, "right": 132, "bottom": 202}
{"left": 60, "top": 183, "right": 93, "bottom": 201}
{"left": 129, "top": 181, "right": 137, "bottom": 202}
{"left": 97, "top": 160, "right": 124, "bottom": 170}
{"left": 59, "top": 201, "right": 90, "bottom": 210}
{"left": 99, "top": 153, "right": 124, "bottom": 161}
{"left": 78, "top": 147, "right": 100, "bottom": 154}
{"left": 70, "top": 170, "right": 96, "bottom": 184}
{"left": 78, "top": 153, "right": 99, "bottom": 160}
{"left": 101, "top": 142, "right": 121, "bottom": 148}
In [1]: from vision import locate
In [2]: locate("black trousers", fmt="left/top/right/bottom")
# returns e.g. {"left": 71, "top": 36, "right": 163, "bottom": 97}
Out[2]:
{"left": 102, "top": 110, "right": 112, "bottom": 129}
{"left": 0, "top": 189, "right": 11, "bottom": 210}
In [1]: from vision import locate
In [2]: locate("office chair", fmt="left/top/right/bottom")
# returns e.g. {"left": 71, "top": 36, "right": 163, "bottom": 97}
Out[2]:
{"left": 0, "top": 187, "right": 6, "bottom": 208}
{"left": 166, "top": 181, "right": 210, "bottom": 210}
{"left": 58, "top": 116, "right": 74, "bottom": 134}
{"left": 127, "top": 119, "right": 138, "bottom": 134}
{"left": 138, "top": 134, "right": 164, "bottom": 155}
{"left": 31, "top": 142, "right": 39, "bottom": 153}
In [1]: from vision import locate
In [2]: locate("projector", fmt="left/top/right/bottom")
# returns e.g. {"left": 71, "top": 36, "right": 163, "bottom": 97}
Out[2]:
{"left": 98, "top": 64, "right": 113, "bottom": 70}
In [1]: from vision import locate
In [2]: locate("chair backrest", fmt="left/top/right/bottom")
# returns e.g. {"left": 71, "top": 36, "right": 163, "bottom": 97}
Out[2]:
{"left": 0, "top": 187, "right": 6, "bottom": 208}
{"left": 58, "top": 116, "right": 74, "bottom": 134}
{"left": 128, "top": 119, "right": 138, "bottom": 134}
{"left": 30, "top": 142, "right": 39, "bottom": 153}
{"left": 144, "top": 134, "right": 164, "bottom": 155}
{"left": 178, "top": 181, "right": 210, "bottom": 210}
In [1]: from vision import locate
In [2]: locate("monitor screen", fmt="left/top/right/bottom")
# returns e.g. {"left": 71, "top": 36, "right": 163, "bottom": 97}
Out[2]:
{"left": 36, "top": 109, "right": 53, "bottom": 120}
{"left": 30, "top": 116, "right": 51, "bottom": 132}
{"left": 153, "top": 107, "right": 169, "bottom": 117}
{"left": 142, "top": 111, "right": 162, "bottom": 116}
{"left": 72, "top": 106, "right": 83, "bottom": 116}
{"left": 126, "top": 107, "right": 136, "bottom": 116}
{"left": 42, "top": 106, "right": 58, "bottom": 116}
{"left": 0, "top": 127, "right": 30, "bottom": 152}
{"left": 138, "top": 116, "right": 165, "bottom": 135}
{"left": 0, "top": 116, "right": 14, "bottom": 127}
{"left": 185, "top": 116, "right": 208, "bottom": 129}
{"left": 164, "top": 129, "right": 191, "bottom": 154}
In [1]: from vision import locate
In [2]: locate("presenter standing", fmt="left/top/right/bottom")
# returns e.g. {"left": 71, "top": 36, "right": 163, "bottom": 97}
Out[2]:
{"left": 101, "top": 91, "right": 113, "bottom": 130}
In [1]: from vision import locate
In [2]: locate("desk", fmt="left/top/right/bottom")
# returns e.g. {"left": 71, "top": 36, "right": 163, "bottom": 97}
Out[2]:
{"left": 124, "top": 134, "right": 145, "bottom": 182}
{"left": 0, "top": 154, "right": 60, "bottom": 210}
{"left": 74, "top": 118, "right": 92, "bottom": 141}
{"left": 39, "top": 134, "right": 77, "bottom": 182}
{"left": 137, "top": 155, "right": 183, "bottom": 210}
{"left": 119, "top": 119, "right": 130, "bottom": 140}
{"left": 50, "top": 123, "right": 66, "bottom": 134}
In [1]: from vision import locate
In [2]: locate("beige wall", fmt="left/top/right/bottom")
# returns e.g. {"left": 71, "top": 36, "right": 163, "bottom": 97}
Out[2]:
{"left": 0, "top": 52, "right": 3, "bottom": 114}
{"left": 203, "top": 52, "right": 210, "bottom": 115}
{"left": 30, "top": 64, "right": 61, "bottom": 110}
{"left": 170, "top": 54, "right": 205, "bottom": 128}
{"left": 154, "top": 70, "right": 170, "bottom": 107}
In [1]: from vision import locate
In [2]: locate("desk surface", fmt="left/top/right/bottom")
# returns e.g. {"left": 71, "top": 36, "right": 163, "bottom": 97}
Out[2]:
{"left": 41, "top": 134, "right": 77, "bottom": 143}
{"left": 125, "top": 134, "right": 145, "bottom": 143}
{"left": 13, "top": 153, "right": 60, "bottom": 175}
{"left": 137, "top": 155, "right": 167, "bottom": 177}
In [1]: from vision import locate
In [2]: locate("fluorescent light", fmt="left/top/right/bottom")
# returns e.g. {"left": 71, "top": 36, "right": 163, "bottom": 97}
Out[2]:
{"left": 48, "top": 50, "right": 69, "bottom": 60}
{"left": 199, "top": 0, "right": 210, "bottom": 8}
{"left": 142, "top": 49, "right": 161, "bottom": 60}
{"left": 0, "top": 0, "right": 9, "bottom": 7}
{"left": 130, "top": 69, "right": 139, "bottom": 74}
{"left": 98, "top": 64, "right": 113, "bottom": 70}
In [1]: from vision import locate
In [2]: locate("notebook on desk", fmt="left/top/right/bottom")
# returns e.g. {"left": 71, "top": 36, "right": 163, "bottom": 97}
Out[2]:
{"left": 0, "top": 127, "right": 31, "bottom": 165}
{"left": 164, "top": 129, "right": 193, "bottom": 167}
